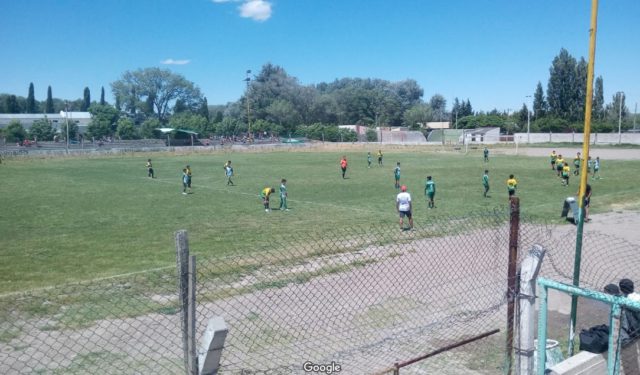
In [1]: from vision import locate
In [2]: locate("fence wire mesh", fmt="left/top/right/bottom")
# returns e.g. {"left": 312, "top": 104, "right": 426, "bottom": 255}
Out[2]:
{"left": 1, "top": 207, "right": 638, "bottom": 374}
{"left": 194, "top": 208, "right": 552, "bottom": 374}
{"left": 0, "top": 267, "right": 184, "bottom": 374}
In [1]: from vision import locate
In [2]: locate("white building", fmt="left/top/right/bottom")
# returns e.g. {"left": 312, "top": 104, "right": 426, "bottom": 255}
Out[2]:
{"left": 0, "top": 112, "right": 92, "bottom": 134}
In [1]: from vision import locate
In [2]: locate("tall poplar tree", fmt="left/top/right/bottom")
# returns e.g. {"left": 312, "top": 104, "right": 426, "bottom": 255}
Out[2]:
{"left": 82, "top": 87, "right": 91, "bottom": 111}
{"left": 26, "top": 83, "right": 36, "bottom": 113}
{"left": 45, "top": 86, "right": 54, "bottom": 113}
{"left": 547, "top": 48, "right": 577, "bottom": 120}
{"left": 533, "top": 82, "right": 547, "bottom": 118}
{"left": 592, "top": 76, "right": 605, "bottom": 120}
{"left": 100, "top": 86, "right": 106, "bottom": 105}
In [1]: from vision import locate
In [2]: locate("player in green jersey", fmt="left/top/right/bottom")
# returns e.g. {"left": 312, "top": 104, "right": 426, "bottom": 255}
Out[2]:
{"left": 279, "top": 179, "right": 289, "bottom": 211}
{"left": 394, "top": 162, "right": 401, "bottom": 190}
{"left": 483, "top": 170, "right": 490, "bottom": 198}
{"left": 425, "top": 175, "right": 436, "bottom": 208}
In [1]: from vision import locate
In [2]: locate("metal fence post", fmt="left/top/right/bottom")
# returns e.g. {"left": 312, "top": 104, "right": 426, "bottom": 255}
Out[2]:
{"left": 188, "top": 255, "right": 197, "bottom": 375}
{"left": 536, "top": 284, "right": 548, "bottom": 375}
{"left": 175, "top": 230, "right": 190, "bottom": 374}
{"left": 505, "top": 196, "right": 520, "bottom": 375}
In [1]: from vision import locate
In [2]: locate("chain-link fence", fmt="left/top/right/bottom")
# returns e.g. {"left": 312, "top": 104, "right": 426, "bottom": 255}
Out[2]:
{"left": 194, "top": 207, "right": 550, "bottom": 374}
{"left": 0, "top": 267, "right": 184, "bottom": 374}
{"left": 1, "top": 206, "right": 638, "bottom": 374}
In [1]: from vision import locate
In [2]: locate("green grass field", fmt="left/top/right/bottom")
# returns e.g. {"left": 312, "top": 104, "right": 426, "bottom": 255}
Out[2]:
{"left": 1, "top": 148, "right": 638, "bottom": 293}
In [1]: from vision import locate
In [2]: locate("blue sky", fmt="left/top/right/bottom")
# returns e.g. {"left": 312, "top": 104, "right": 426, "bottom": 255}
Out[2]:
{"left": 1, "top": 0, "right": 638, "bottom": 113}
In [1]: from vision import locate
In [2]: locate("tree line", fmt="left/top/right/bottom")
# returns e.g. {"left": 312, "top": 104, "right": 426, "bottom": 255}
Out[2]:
{"left": 1, "top": 48, "right": 634, "bottom": 143}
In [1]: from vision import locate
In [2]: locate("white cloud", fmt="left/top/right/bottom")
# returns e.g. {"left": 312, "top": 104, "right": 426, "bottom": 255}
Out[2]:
{"left": 161, "top": 59, "right": 191, "bottom": 65}
{"left": 239, "top": 0, "right": 272, "bottom": 21}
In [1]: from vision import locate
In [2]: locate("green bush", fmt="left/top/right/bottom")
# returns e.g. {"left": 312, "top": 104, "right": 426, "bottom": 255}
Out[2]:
{"left": 5, "top": 120, "right": 27, "bottom": 143}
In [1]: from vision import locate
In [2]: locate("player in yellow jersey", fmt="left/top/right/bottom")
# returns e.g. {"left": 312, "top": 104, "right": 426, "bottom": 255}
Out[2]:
{"left": 561, "top": 162, "right": 571, "bottom": 186}
{"left": 261, "top": 187, "right": 275, "bottom": 212}
{"left": 507, "top": 174, "right": 518, "bottom": 197}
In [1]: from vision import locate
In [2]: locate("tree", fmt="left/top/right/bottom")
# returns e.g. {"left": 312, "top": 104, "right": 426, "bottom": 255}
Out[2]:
{"left": 403, "top": 103, "right": 432, "bottom": 129}
{"left": 429, "top": 94, "right": 447, "bottom": 121}
{"left": 265, "top": 99, "right": 301, "bottom": 135}
{"left": 462, "top": 100, "right": 473, "bottom": 117}
{"left": 5, "top": 120, "right": 27, "bottom": 142}
{"left": 592, "top": 76, "right": 605, "bottom": 120}
{"left": 115, "top": 118, "right": 137, "bottom": 139}
{"left": 87, "top": 104, "right": 119, "bottom": 138}
{"left": 6, "top": 95, "right": 20, "bottom": 113}
{"left": 29, "top": 118, "right": 56, "bottom": 141}
{"left": 199, "top": 97, "right": 210, "bottom": 121}
{"left": 533, "top": 82, "right": 547, "bottom": 118}
{"left": 111, "top": 67, "right": 203, "bottom": 123}
{"left": 139, "top": 118, "right": 161, "bottom": 139}
{"left": 27, "top": 83, "right": 36, "bottom": 113}
{"left": 572, "top": 57, "right": 588, "bottom": 121}
{"left": 168, "top": 113, "right": 212, "bottom": 137}
{"left": 100, "top": 86, "right": 106, "bottom": 105}
{"left": 517, "top": 104, "right": 529, "bottom": 127}
{"left": 82, "top": 87, "right": 91, "bottom": 111}
{"left": 45, "top": 86, "right": 54, "bottom": 113}
{"left": 606, "top": 93, "right": 628, "bottom": 125}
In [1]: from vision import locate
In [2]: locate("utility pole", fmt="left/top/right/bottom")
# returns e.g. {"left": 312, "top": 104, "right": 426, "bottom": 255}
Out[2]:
{"left": 244, "top": 70, "right": 252, "bottom": 142}
{"left": 617, "top": 92, "right": 624, "bottom": 144}
{"left": 526, "top": 95, "right": 532, "bottom": 144}
{"left": 65, "top": 102, "right": 69, "bottom": 154}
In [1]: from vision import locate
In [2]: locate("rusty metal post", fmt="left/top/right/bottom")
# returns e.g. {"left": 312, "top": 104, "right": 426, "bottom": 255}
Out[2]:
{"left": 505, "top": 197, "right": 520, "bottom": 375}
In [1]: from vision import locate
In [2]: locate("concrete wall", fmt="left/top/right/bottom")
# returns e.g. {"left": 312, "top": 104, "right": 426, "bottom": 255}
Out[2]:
{"left": 514, "top": 132, "right": 640, "bottom": 145}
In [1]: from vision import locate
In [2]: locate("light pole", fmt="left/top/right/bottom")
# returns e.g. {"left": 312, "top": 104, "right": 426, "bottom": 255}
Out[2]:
{"left": 244, "top": 70, "right": 252, "bottom": 142}
{"left": 526, "top": 95, "right": 532, "bottom": 144}
{"left": 65, "top": 102, "right": 69, "bottom": 154}
{"left": 616, "top": 91, "right": 624, "bottom": 144}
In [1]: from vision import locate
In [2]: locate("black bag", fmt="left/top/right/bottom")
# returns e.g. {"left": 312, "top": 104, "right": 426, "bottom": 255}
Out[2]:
{"left": 579, "top": 324, "right": 609, "bottom": 353}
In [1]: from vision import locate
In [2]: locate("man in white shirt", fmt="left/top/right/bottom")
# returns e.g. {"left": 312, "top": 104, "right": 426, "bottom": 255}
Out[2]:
{"left": 396, "top": 185, "right": 413, "bottom": 230}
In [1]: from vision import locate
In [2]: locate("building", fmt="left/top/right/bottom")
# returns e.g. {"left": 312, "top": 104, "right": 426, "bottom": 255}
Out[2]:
{"left": 0, "top": 112, "right": 92, "bottom": 134}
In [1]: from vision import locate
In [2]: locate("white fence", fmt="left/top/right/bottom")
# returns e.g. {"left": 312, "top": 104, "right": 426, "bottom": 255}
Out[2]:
{"left": 514, "top": 132, "right": 640, "bottom": 145}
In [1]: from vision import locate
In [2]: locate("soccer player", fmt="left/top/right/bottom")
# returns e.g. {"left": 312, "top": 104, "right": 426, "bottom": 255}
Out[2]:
{"left": 279, "top": 179, "right": 289, "bottom": 211}
{"left": 367, "top": 152, "right": 372, "bottom": 168}
{"left": 223, "top": 160, "right": 231, "bottom": 176}
{"left": 550, "top": 151, "right": 557, "bottom": 171}
{"left": 340, "top": 156, "right": 348, "bottom": 179}
{"left": 555, "top": 155, "right": 564, "bottom": 177}
{"left": 483, "top": 170, "right": 490, "bottom": 198}
{"left": 483, "top": 147, "right": 489, "bottom": 163}
{"left": 377, "top": 150, "right": 383, "bottom": 166}
{"left": 225, "top": 163, "right": 234, "bottom": 186}
{"left": 593, "top": 156, "right": 600, "bottom": 179}
{"left": 181, "top": 168, "right": 189, "bottom": 195}
{"left": 396, "top": 185, "right": 413, "bottom": 230}
{"left": 587, "top": 156, "right": 593, "bottom": 175}
{"left": 394, "top": 162, "right": 401, "bottom": 190}
{"left": 561, "top": 162, "right": 570, "bottom": 186}
{"left": 573, "top": 152, "right": 581, "bottom": 176}
{"left": 185, "top": 165, "right": 193, "bottom": 193}
{"left": 261, "top": 187, "right": 275, "bottom": 212}
{"left": 425, "top": 176, "right": 436, "bottom": 208}
{"left": 507, "top": 174, "right": 518, "bottom": 197}
{"left": 146, "top": 159, "right": 154, "bottom": 178}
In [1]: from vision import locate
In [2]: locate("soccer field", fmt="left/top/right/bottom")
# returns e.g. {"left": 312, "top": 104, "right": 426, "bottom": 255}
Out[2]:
{"left": 1, "top": 148, "right": 638, "bottom": 293}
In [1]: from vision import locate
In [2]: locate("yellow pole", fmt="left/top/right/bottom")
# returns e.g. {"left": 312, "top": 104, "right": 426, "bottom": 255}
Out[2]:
{"left": 568, "top": 0, "right": 599, "bottom": 357}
